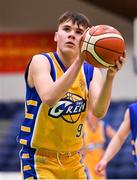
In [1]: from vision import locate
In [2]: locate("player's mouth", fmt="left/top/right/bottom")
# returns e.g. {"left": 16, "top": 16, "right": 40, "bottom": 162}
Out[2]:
{"left": 65, "top": 41, "right": 75, "bottom": 46}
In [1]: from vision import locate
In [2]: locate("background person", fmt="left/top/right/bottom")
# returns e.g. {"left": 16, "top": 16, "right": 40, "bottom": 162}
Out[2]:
{"left": 95, "top": 102, "right": 137, "bottom": 177}
{"left": 83, "top": 111, "right": 116, "bottom": 179}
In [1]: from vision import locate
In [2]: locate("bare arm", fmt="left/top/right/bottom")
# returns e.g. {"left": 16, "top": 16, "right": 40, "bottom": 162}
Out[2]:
{"left": 106, "top": 125, "right": 116, "bottom": 139}
{"left": 89, "top": 57, "right": 125, "bottom": 119}
{"left": 95, "top": 109, "right": 130, "bottom": 176}
{"left": 28, "top": 54, "right": 84, "bottom": 106}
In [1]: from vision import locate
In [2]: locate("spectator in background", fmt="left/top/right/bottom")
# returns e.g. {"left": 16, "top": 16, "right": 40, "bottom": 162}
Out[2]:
{"left": 83, "top": 111, "right": 116, "bottom": 179}
{"left": 95, "top": 102, "right": 137, "bottom": 177}
{"left": 17, "top": 11, "right": 125, "bottom": 179}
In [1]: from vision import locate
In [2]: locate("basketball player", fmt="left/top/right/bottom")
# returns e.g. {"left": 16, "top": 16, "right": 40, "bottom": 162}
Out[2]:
{"left": 17, "top": 11, "right": 125, "bottom": 179}
{"left": 95, "top": 102, "right": 137, "bottom": 176}
{"left": 83, "top": 110, "right": 116, "bottom": 179}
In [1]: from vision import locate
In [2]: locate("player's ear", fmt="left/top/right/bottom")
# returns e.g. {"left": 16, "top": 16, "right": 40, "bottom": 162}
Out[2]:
{"left": 54, "top": 32, "right": 58, "bottom": 42}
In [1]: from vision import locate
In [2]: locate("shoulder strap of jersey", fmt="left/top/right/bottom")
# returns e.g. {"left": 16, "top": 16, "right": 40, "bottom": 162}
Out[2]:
{"left": 25, "top": 52, "right": 56, "bottom": 83}
{"left": 42, "top": 52, "right": 56, "bottom": 81}
{"left": 25, "top": 60, "right": 31, "bottom": 83}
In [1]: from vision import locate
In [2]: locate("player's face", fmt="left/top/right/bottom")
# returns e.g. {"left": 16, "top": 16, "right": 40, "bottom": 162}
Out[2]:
{"left": 55, "top": 20, "right": 85, "bottom": 55}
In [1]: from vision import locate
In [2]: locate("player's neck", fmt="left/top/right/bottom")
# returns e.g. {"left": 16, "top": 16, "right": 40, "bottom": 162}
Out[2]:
{"left": 56, "top": 50, "right": 78, "bottom": 68}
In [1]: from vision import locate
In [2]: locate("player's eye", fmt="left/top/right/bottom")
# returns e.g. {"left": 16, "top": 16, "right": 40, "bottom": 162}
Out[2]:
{"left": 63, "top": 27, "right": 70, "bottom": 32}
{"left": 76, "top": 30, "right": 83, "bottom": 35}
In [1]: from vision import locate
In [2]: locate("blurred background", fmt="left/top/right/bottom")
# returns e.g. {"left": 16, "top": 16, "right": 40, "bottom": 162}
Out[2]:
{"left": 0, "top": 0, "right": 137, "bottom": 179}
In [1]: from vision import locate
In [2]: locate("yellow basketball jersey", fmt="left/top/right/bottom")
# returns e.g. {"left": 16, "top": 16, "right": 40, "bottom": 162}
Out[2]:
{"left": 84, "top": 120, "right": 105, "bottom": 147}
{"left": 18, "top": 52, "right": 94, "bottom": 152}
{"left": 83, "top": 120, "right": 106, "bottom": 179}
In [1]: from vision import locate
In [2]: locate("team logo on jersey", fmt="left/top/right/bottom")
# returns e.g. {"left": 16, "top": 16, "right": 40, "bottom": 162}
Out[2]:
{"left": 48, "top": 92, "right": 86, "bottom": 123}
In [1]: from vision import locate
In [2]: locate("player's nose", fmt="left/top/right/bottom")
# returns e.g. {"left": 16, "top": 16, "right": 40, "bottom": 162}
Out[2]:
{"left": 68, "top": 31, "right": 75, "bottom": 39}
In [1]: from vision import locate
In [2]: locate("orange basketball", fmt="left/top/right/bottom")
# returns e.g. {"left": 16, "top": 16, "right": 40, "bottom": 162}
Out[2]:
{"left": 80, "top": 25, "right": 125, "bottom": 68}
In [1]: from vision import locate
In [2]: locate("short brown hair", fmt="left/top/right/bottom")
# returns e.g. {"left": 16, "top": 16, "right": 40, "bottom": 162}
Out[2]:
{"left": 58, "top": 11, "right": 91, "bottom": 29}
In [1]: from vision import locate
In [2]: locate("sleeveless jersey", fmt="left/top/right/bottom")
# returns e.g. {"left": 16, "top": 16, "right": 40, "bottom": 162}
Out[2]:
{"left": 84, "top": 120, "right": 106, "bottom": 150}
{"left": 17, "top": 52, "right": 94, "bottom": 152}
{"left": 129, "top": 103, "right": 137, "bottom": 165}
{"left": 83, "top": 120, "right": 107, "bottom": 179}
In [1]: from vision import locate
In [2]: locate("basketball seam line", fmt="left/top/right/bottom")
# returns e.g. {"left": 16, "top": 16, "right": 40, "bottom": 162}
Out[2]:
{"left": 81, "top": 40, "right": 123, "bottom": 54}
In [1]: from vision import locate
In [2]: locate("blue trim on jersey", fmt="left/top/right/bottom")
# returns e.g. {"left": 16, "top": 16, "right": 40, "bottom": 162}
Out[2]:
{"left": 17, "top": 91, "right": 42, "bottom": 147}
{"left": 84, "top": 165, "right": 90, "bottom": 180}
{"left": 53, "top": 52, "right": 67, "bottom": 72}
{"left": 20, "top": 147, "right": 37, "bottom": 179}
{"left": 129, "top": 103, "right": 137, "bottom": 166}
{"left": 130, "top": 103, "right": 137, "bottom": 139}
{"left": 78, "top": 151, "right": 89, "bottom": 180}
{"left": 83, "top": 62, "right": 94, "bottom": 90}
{"left": 42, "top": 53, "right": 56, "bottom": 81}
{"left": 17, "top": 59, "right": 42, "bottom": 147}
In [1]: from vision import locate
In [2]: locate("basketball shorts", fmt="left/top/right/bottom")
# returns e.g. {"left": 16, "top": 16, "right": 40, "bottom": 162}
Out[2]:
{"left": 19, "top": 146, "right": 87, "bottom": 179}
